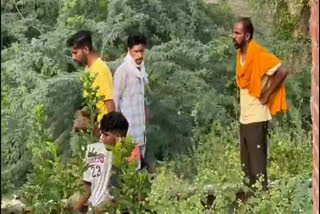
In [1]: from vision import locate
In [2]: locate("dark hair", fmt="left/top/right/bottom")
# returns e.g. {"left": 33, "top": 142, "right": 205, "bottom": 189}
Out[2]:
{"left": 67, "top": 30, "right": 93, "bottom": 51}
{"left": 237, "top": 17, "right": 254, "bottom": 40}
{"left": 127, "top": 32, "right": 147, "bottom": 49}
{"left": 100, "top": 112, "right": 129, "bottom": 137}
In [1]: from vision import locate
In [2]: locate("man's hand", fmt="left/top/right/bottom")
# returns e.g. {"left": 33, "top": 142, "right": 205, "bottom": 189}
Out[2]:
{"left": 145, "top": 105, "right": 150, "bottom": 125}
{"left": 73, "top": 110, "right": 89, "bottom": 132}
{"left": 73, "top": 182, "right": 91, "bottom": 211}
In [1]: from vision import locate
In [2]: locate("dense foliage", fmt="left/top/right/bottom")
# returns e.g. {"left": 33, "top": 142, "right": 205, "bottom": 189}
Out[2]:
{"left": 1, "top": 0, "right": 313, "bottom": 213}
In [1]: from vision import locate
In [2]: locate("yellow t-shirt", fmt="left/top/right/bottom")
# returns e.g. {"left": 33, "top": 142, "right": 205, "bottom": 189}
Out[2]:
{"left": 87, "top": 58, "right": 113, "bottom": 122}
{"left": 239, "top": 59, "right": 281, "bottom": 124}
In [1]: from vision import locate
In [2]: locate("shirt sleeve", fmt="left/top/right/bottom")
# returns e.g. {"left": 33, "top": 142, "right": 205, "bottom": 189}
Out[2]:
{"left": 265, "top": 63, "right": 281, "bottom": 76}
{"left": 83, "top": 166, "right": 92, "bottom": 183}
{"left": 113, "top": 68, "right": 126, "bottom": 111}
{"left": 93, "top": 66, "right": 113, "bottom": 101}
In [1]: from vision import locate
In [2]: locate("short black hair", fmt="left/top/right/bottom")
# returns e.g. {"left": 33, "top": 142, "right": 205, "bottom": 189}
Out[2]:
{"left": 237, "top": 17, "right": 254, "bottom": 40}
{"left": 67, "top": 30, "right": 93, "bottom": 51}
{"left": 100, "top": 112, "right": 129, "bottom": 137}
{"left": 127, "top": 32, "right": 147, "bottom": 49}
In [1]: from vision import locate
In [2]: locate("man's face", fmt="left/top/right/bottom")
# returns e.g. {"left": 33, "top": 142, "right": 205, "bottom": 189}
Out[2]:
{"left": 72, "top": 47, "right": 88, "bottom": 66}
{"left": 100, "top": 131, "right": 117, "bottom": 145}
{"left": 232, "top": 22, "right": 247, "bottom": 49}
{"left": 129, "top": 44, "right": 145, "bottom": 65}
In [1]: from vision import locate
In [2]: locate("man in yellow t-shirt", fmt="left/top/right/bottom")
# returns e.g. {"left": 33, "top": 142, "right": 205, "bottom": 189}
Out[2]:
{"left": 68, "top": 30, "right": 115, "bottom": 133}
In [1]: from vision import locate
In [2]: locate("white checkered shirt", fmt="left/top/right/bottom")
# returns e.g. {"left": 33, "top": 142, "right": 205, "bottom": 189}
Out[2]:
{"left": 113, "top": 54, "right": 148, "bottom": 146}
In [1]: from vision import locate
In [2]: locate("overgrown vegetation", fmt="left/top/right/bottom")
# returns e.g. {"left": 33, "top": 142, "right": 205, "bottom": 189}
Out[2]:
{"left": 1, "top": 0, "right": 313, "bottom": 213}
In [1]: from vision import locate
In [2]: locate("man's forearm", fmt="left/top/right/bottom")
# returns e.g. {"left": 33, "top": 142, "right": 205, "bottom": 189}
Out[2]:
{"left": 73, "top": 182, "right": 91, "bottom": 210}
{"left": 105, "top": 99, "right": 115, "bottom": 112}
{"left": 263, "top": 66, "right": 288, "bottom": 98}
{"left": 145, "top": 104, "right": 150, "bottom": 125}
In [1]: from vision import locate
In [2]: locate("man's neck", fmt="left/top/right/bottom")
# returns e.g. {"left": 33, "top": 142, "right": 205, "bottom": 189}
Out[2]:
{"left": 240, "top": 41, "right": 251, "bottom": 63}
{"left": 87, "top": 53, "right": 99, "bottom": 68}
{"left": 240, "top": 42, "right": 249, "bottom": 55}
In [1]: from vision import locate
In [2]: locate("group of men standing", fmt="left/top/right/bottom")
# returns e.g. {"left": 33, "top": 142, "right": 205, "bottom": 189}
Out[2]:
{"left": 67, "top": 16, "right": 289, "bottom": 211}
{"left": 69, "top": 31, "right": 150, "bottom": 168}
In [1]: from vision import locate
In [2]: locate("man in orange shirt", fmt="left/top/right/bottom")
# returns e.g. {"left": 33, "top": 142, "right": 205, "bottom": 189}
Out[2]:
{"left": 232, "top": 17, "right": 288, "bottom": 196}
{"left": 68, "top": 31, "right": 115, "bottom": 135}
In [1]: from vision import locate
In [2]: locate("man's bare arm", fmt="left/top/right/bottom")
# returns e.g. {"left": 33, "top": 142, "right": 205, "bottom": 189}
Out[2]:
{"left": 73, "top": 181, "right": 91, "bottom": 211}
{"left": 145, "top": 104, "right": 150, "bottom": 125}
{"left": 105, "top": 99, "right": 115, "bottom": 113}
{"left": 259, "top": 65, "right": 288, "bottom": 105}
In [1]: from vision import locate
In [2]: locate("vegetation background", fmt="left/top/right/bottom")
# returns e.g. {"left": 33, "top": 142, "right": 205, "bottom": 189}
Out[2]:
{"left": 1, "top": 0, "right": 313, "bottom": 213}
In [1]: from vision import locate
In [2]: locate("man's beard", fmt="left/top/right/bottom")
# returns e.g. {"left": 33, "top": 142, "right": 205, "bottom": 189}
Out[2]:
{"left": 135, "top": 59, "right": 143, "bottom": 65}
{"left": 233, "top": 41, "right": 241, "bottom": 49}
{"left": 74, "top": 58, "right": 87, "bottom": 67}
{"left": 76, "top": 61, "right": 84, "bottom": 66}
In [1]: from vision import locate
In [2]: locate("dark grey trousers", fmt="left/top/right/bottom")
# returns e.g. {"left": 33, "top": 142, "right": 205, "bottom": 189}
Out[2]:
{"left": 240, "top": 121, "right": 268, "bottom": 190}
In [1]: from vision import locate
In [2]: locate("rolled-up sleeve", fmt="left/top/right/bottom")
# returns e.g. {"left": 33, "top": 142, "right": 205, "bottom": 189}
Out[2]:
{"left": 266, "top": 63, "right": 282, "bottom": 76}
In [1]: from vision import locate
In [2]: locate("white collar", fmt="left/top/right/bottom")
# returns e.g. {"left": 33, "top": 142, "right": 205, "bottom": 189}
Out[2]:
{"left": 124, "top": 52, "right": 148, "bottom": 82}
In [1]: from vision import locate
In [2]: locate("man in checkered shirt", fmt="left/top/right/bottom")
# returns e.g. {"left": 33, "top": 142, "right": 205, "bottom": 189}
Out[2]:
{"left": 113, "top": 32, "right": 151, "bottom": 170}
